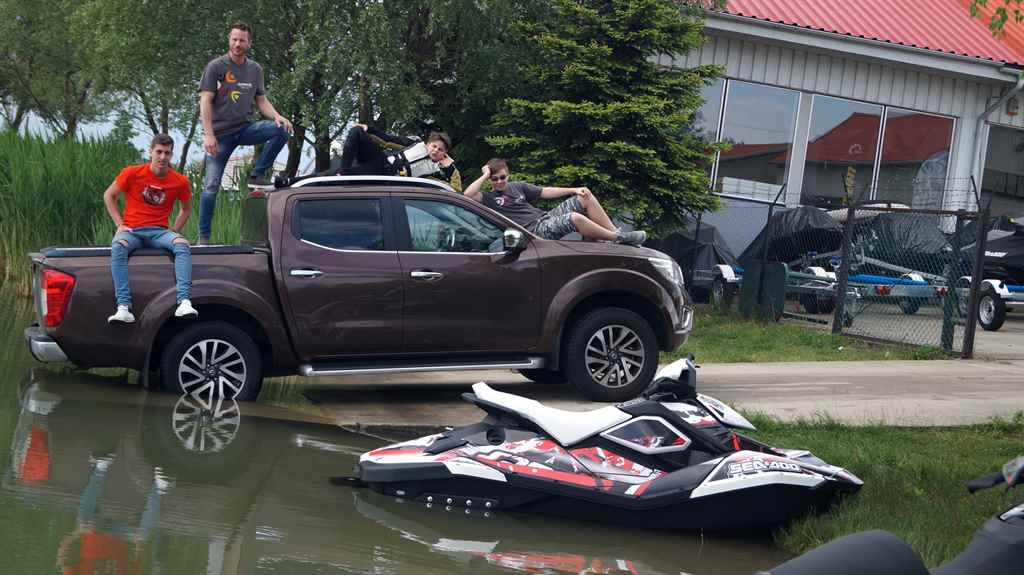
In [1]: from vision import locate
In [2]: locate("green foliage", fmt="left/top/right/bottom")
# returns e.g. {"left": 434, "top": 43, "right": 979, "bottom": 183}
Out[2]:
{"left": 662, "top": 307, "right": 953, "bottom": 363}
{"left": 0, "top": 0, "right": 111, "bottom": 137}
{"left": 487, "top": 0, "right": 721, "bottom": 230}
{"left": 0, "top": 132, "right": 139, "bottom": 288}
{"left": 969, "top": 0, "right": 1024, "bottom": 33}
{"left": 753, "top": 418, "right": 1024, "bottom": 567}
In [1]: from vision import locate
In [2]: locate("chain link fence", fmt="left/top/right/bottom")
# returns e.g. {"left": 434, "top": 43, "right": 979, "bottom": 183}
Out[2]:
{"left": 653, "top": 179, "right": 989, "bottom": 357}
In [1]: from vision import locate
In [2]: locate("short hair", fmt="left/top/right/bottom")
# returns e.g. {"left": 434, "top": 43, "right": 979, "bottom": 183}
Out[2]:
{"left": 426, "top": 131, "right": 451, "bottom": 151}
{"left": 150, "top": 133, "right": 174, "bottom": 149}
{"left": 229, "top": 21, "right": 251, "bottom": 37}
{"left": 487, "top": 158, "right": 509, "bottom": 173}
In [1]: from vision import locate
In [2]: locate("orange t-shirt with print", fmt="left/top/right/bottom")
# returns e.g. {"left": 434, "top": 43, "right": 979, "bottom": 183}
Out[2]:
{"left": 114, "top": 164, "right": 191, "bottom": 229}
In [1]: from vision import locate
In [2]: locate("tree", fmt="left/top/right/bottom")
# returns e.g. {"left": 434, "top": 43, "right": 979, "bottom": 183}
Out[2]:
{"left": 969, "top": 0, "right": 1024, "bottom": 33}
{"left": 0, "top": 0, "right": 110, "bottom": 138}
{"left": 73, "top": 0, "right": 238, "bottom": 170}
{"left": 486, "top": 0, "right": 722, "bottom": 231}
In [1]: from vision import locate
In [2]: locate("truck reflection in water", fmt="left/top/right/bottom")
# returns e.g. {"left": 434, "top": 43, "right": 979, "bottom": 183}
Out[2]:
{"left": 4, "top": 369, "right": 787, "bottom": 575}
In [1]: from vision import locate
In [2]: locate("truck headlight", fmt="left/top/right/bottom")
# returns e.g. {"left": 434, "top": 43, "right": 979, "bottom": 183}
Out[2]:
{"left": 649, "top": 257, "right": 684, "bottom": 287}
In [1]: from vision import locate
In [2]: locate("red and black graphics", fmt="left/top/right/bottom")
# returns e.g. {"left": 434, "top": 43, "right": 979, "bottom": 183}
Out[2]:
{"left": 471, "top": 550, "right": 640, "bottom": 575}
{"left": 441, "top": 438, "right": 667, "bottom": 497}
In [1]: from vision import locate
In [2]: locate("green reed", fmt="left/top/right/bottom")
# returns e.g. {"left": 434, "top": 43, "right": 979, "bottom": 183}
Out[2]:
{"left": 0, "top": 132, "right": 243, "bottom": 293}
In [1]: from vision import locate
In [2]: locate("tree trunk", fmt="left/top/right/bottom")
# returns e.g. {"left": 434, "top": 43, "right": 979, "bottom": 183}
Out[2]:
{"left": 286, "top": 124, "right": 304, "bottom": 177}
{"left": 178, "top": 109, "right": 199, "bottom": 173}
{"left": 314, "top": 124, "right": 331, "bottom": 172}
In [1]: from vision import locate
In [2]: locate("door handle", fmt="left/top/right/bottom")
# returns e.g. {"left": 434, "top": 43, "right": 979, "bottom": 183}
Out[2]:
{"left": 290, "top": 268, "right": 323, "bottom": 278}
{"left": 411, "top": 270, "right": 444, "bottom": 281}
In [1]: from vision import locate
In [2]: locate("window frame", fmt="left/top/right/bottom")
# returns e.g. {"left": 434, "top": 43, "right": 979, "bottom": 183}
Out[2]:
{"left": 392, "top": 195, "right": 511, "bottom": 256}
{"left": 290, "top": 194, "right": 396, "bottom": 253}
{"left": 695, "top": 79, "right": 958, "bottom": 208}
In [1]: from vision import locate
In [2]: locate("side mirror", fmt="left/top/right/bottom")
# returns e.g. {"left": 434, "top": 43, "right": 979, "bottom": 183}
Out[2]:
{"left": 503, "top": 229, "right": 526, "bottom": 253}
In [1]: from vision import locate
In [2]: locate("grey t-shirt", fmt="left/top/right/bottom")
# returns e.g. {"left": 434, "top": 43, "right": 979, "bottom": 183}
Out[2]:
{"left": 482, "top": 181, "right": 545, "bottom": 228}
{"left": 199, "top": 55, "right": 265, "bottom": 137}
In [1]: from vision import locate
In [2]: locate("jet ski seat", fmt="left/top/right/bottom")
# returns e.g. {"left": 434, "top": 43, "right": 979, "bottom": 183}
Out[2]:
{"left": 471, "top": 383, "right": 631, "bottom": 447}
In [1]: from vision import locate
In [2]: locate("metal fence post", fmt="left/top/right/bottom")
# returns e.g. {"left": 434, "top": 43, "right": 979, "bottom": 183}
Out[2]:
{"left": 831, "top": 204, "right": 856, "bottom": 334}
{"left": 756, "top": 185, "right": 787, "bottom": 320}
{"left": 689, "top": 212, "right": 703, "bottom": 288}
{"left": 941, "top": 215, "right": 964, "bottom": 352}
{"left": 961, "top": 207, "right": 990, "bottom": 359}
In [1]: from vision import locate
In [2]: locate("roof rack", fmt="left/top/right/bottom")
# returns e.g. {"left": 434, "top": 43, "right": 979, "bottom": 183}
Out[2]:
{"left": 289, "top": 175, "right": 452, "bottom": 192}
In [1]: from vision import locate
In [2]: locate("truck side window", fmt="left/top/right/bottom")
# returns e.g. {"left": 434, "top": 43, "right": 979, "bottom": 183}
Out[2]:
{"left": 296, "top": 199, "right": 385, "bottom": 251}
{"left": 405, "top": 200, "right": 504, "bottom": 253}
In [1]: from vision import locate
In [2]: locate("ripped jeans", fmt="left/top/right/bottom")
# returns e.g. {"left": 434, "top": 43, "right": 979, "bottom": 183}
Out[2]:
{"left": 111, "top": 226, "right": 192, "bottom": 307}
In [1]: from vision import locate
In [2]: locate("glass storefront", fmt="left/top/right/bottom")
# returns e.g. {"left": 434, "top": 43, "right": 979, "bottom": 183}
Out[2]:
{"left": 691, "top": 80, "right": 955, "bottom": 208}
{"left": 714, "top": 81, "right": 799, "bottom": 203}
{"left": 799, "top": 96, "right": 882, "bottom": 208}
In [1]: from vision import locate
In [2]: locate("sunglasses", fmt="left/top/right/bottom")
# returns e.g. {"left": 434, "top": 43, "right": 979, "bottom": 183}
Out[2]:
{"left": 489, "top": 174, "right": 508, "bottom": 182}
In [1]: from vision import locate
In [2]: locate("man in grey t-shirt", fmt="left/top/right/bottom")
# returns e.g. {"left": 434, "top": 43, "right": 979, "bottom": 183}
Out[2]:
{"left": 464, "top": 158, "right": 646, "bottom": 246}
{"left": 197, "top": 21, "right": 293, "bottom": 245}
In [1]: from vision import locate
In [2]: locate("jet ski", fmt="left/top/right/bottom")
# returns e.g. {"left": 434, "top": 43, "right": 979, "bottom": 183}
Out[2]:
{"left": 356, "top": 357, "right": 862, "bottom": 531}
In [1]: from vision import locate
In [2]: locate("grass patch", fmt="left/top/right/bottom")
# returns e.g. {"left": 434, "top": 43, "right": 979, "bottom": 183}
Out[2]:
{"left": 663, "top": 307, "right": 951, "bottom": 363}
{"left": 748, "top": 412, "right": 1024, "bottom": 567}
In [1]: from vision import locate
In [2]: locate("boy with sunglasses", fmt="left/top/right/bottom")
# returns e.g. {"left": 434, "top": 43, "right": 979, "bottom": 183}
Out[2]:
{"left": 464, "top": 158, "right": 646, "bottom": 245}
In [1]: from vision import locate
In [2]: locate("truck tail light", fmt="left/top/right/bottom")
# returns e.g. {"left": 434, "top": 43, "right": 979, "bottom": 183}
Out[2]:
{"left": 41, "top": 269, "right": 75, "bottom": 327}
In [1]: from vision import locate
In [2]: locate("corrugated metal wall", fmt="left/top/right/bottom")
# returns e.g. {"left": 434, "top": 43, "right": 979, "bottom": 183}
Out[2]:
{"left": 663, "top": 34, "right": 1007, "bottom": 122}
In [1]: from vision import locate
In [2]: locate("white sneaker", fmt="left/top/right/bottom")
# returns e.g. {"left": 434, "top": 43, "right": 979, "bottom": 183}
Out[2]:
{"left": 153, "top": 466, "right": 174, "bottom": 492}
{"left": 107, "top": 306, "right": 135, "bottom": 323}
{"left": 174, "top": 299, "right": 198, "bottom": 319}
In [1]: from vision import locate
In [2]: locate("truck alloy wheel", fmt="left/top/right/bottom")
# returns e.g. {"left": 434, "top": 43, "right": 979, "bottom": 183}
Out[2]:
{"left": 565, "top": 308, "right": 658, "bottom": 401}
{"left": 160, "top": 322, "right": 263, "bottom": 401}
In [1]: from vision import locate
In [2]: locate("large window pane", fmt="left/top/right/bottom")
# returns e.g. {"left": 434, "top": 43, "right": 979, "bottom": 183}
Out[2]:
{"left": 800, "top": 96, "right": 882, "bottom": 208}
{"left": 692, "top": 78, "right": 725, "bottom": 144}
{"left": 405, "top": 199, "right": 505, "bottom": 253}
{"left": 982, "top": 125, "right": 1024, "bottom": 217}
{"left": 876, "top": 109, "right": 954, "bottom": 208}
{"left": 296, "top": 199, "right": 384, "bottom": 251}
{"left": 716, "top": 81, "right": 799, "bottom": 202}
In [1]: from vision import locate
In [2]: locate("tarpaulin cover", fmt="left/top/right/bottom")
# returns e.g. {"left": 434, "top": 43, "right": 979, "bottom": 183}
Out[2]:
{"left": 738, "top": 206, "right": 843, "bottom": 267}
{"left": 647, "top": 221, "right": 738, "bottom": 288}
{"left": 852, "top": 213, "right": 951, "bottom": 274}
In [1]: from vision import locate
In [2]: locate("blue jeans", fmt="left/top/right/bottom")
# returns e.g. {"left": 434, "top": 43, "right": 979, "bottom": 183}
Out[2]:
{"left": 199, "top": 120, "right": 290, "bottom": 237}
{"left": 111, "top": 227, "right": 191, "bottom": 307}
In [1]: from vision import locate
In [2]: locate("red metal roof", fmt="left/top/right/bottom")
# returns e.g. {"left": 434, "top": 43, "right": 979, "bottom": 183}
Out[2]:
{"left": 724, "top": 0, "right": 1024, "bottom": 66}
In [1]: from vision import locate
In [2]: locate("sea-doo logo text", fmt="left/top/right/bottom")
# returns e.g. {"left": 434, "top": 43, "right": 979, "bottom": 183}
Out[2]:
{"left": 986, "top": 251, "right": 1007, "bottom": 258}
{"left": 728, "top": 460, "right": 801, "bottom": 475}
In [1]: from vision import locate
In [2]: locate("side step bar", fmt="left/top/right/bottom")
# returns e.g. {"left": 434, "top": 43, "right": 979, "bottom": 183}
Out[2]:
{"left": 298, "top": 357, "right": 546, "bottom": 377}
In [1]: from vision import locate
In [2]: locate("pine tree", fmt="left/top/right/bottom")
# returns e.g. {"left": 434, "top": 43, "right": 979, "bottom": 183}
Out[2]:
{"left": 487, "top": 0, "right": 722, "bottom": 231}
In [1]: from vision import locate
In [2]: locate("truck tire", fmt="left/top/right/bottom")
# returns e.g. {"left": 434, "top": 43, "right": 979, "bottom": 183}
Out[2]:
{"left": 517, "top": 369, "right": 565, "bottom": 385}
{"left": 978, "top": 286, "right": 1007, "bottom": 331}
{"left": 897, "top": 298, "right": 921, "bottom": 315}
{"left": 711, "top": 277, "right": 734, "bottom": 309}
{"left": 159, "top": 321, "right": 264, "bottom": 401}
{"left": 564, "top": 308, "right": 658, "bottom": 402}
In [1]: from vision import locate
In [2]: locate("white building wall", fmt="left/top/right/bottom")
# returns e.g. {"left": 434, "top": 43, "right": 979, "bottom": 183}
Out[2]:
{"left": 660, "top": 33, "right": 1019, "bottom": 210}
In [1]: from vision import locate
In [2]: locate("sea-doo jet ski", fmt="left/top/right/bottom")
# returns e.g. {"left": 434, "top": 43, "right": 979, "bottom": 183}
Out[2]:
{"left": 357, "top": 358, "right": 862, "bottom": 531}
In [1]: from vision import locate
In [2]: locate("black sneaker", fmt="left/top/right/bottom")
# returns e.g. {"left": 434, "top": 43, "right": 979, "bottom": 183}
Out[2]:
{"left": 616, "top": 230, "right": 647, "bottom": 246}
{"left": 248, "top": 174, "right": 272, "bottom": 187}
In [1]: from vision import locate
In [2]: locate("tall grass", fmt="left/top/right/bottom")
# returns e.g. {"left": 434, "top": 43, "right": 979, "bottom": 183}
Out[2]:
{"left": 0, "top": 131, "right": 242, "bottom": 293}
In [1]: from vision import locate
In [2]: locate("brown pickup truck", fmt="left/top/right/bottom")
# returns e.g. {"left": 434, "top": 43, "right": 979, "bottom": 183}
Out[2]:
{"left": 24, "top": 176, "right": 693, "bottom": 401}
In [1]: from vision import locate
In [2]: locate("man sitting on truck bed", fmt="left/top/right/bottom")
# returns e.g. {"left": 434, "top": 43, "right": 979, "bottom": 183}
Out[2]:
{"left": 102, "top": 134, "right": 198, "bottom": 324}
{"left": 464, "top": 158, "right": 646, "bottom": 246}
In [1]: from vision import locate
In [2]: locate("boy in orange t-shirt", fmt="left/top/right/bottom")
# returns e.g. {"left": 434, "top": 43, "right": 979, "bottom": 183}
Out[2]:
{"left": 103, "top": 134, "right": 197, "bottom": 323}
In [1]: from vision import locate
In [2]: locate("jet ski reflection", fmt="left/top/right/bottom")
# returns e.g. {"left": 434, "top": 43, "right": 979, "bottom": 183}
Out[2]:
{"left": 352, "top": 488, "right": 652, "bottom": 575}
